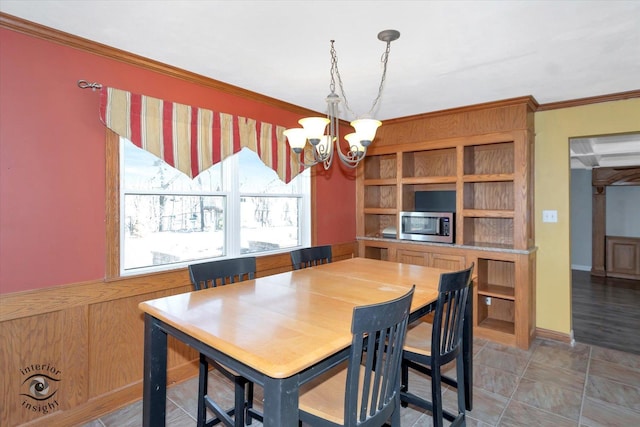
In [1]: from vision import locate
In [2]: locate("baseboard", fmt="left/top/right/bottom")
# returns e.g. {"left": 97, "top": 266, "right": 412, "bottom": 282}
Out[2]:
{"left": 535, "top": 327, "right": 572, "bottom": 344}
{"left": 571, "top": 264, "right": 591, "bottom": 271}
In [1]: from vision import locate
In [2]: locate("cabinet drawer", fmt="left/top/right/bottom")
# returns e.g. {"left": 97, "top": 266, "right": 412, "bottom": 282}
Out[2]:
{"left": 428, "top": 253, "right": 466, "bottom": 270}
{"left": 396, "top": 249, "right": 429, "bottom": 266}
{"left": 396, "top": 250, "right": 466, "bottom": 271}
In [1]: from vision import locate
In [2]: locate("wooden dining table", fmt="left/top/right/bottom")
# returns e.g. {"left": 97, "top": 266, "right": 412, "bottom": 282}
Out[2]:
{"left": 139, "top": 257, "right": 473, "bottom": 427}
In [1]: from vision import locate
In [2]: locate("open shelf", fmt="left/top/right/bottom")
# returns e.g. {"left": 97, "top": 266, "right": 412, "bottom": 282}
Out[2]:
{"left": 403, "top": 148, "right": 456, "bottom": 178}
{"left": 363, "top": 208, "right": 396, "bottom": 215}
{"left": 364, "top": 185, "right": 396, "bottom": 210}
{"left": 478, "top": 258, "right": 516, "bottom": 294}
{"left": 401, "top": 176, "right": 458, "bottom": 185}
{"left": 478, "top": 284, "right": 515, "bottom": 300}
{"left": 463, "top": 173, "right": 514, "bottom": 182}
{"left": 364, "top": 246, "right": 389, "bottom": 261}
{"left": 365, "top": 154, "right": 396, "bottom": 180}
{"left": 463, "top": 217, "right": 514, "bottom": 246}
{"left": 476, "top": 294, "right": 515, "bottom": 336}
{"left": 363, "top": 178, "right": 397, "bottom": 186}
{"left": 463, "top": 142, "right": 514, "bottom": 175}
{"left": 364, "top": 213, "right": 397, "bottom": 239}
{"left": 477, "top": 318, "right": 515, "bottom": 335}
{"left": 476, "top": 257, "right": 516, "bottom": 338}
{"left": 401, "top": 182, "right": 456, "bottom": 211}
{"left": 463, "top": 181, "right": 514, "bottom": 211}
{"left": 462, "top": 209, "right": 514, "bottom": 218}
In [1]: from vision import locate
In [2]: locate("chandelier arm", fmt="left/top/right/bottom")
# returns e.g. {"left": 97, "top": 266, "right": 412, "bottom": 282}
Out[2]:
{"left": 334, "top": 142, "right": 366, "bottom": 169}
{"left": 291, "top": 142, "right": 335, "bottom": 170}
{"left": 319, "top": 139, "right": 334, "bottom": 170}
{"left": 291, "top": 152, "right": 320, "bottom": 169}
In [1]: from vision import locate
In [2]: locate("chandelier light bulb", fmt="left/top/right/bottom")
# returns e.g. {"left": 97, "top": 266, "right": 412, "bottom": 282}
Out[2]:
{"left": 344, "top": 133, "right": 365, "bottom": 153}
{"left": 350, "top": 119, "right": 382, "bottom": 147}
{"left": 299, "top": 117, "right": 330, "bottom": 145}
{"left": 283, "top": 128, "right": 308, "bottom": 153}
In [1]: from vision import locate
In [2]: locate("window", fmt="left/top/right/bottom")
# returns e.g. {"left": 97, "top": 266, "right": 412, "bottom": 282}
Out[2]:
{"left": 120, "top": 137, "right": 310, "bottom": 275}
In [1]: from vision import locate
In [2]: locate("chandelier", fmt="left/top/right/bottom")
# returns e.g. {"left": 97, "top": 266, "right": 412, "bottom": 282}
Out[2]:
{"left": 284, "top": 29, "right": 400, "bottom": 169}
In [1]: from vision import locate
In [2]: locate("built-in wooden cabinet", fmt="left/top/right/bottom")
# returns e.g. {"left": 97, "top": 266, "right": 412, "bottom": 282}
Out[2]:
{"left": 606, "top": 236, "right": 640, "bottom": 280}
{"left": 362, "top": 153, "right": 398, "bottom": 238}
{"left": 356, "top": 96, "right": 537, "bottom": 349}
{"left": 358, "top": 239, "right": 535, "bottom": 349}
{"left": 397, "top": 248, "right": 466, "bottom": 270}
{"left": 359, "top": 133, "right": 531, "bottom": 250}
{"left": 461, "top": 142, "right": 517, "bottom": 247}
{"left": 476, "top": 258, "right": 517, "bottom": 335}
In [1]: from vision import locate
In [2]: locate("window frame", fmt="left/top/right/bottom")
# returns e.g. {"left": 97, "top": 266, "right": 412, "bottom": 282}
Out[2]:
{"left": 105, "top": 129, "right": 315, "bottom": 279}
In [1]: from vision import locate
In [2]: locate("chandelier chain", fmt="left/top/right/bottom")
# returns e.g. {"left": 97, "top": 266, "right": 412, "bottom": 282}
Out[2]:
{"left": 284, "top": 30, "right": 397, "bottom": 171}
{"left": 329, "top": 40, "right": 337, "bottom": 96}
{"left": 329, "top": 39, "right": 393, "bottom": 119}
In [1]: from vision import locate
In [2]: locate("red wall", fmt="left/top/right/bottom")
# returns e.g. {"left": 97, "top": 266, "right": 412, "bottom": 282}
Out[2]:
{"left": 0, "top": 28, "right": 356, "bottom": 294}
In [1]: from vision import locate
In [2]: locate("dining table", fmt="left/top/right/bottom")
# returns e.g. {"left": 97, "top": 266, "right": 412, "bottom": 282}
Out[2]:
{"left": 139, "top": 257, "right": 473, "bottom": 427}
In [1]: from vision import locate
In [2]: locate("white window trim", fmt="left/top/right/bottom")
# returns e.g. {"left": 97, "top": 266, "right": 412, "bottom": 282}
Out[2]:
{"left": 118, "top": 138, "right": 310, "bottom": 276}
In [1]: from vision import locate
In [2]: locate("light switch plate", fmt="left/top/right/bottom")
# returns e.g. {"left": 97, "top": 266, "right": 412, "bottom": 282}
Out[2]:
{"left": 542, "top": 210, "right": 558, "bottom": 223}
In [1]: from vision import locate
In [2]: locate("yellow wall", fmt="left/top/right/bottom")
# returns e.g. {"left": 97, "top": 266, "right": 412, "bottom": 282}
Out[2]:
{"left": 534, "top": 98, "right": 640, "bottom": 334}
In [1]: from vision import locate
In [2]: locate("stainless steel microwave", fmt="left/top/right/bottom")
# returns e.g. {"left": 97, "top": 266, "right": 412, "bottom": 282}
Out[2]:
{"left": 398, "top": 211, "right": 454, "bottom": 243}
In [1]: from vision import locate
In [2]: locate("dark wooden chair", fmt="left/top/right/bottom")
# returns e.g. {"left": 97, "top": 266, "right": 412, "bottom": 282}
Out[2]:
{"left": 400, "top": 263, "right": 474, "bottom": 427}
{"left": 188, "top": 257, "right": 263, "bottom": 427}
{"left": 298, "top": 286, "right": 415, "bottom": 427}
{"left": 290, "top": 245, "right": 332, "bottom": 270}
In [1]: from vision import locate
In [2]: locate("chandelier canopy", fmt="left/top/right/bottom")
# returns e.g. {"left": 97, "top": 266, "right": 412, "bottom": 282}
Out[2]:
{"left": 284, "top": 29, "right": 400, "bottom": 169}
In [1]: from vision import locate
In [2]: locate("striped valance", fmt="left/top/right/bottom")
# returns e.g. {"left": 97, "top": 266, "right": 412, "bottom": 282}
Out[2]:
{"left": 99, "top": 87, "right": 303, "bottom": 183}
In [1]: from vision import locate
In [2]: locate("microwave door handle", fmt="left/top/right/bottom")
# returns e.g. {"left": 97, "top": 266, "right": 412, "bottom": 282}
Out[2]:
{"left": 436, "top": 218, "right": 441, "bottom": 235}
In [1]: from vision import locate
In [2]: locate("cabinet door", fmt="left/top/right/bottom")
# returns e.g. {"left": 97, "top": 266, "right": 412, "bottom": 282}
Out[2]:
{"left": 428, "top": 253, "right": 466, "bottom": 271}
{"left": 397, "top": 249, "right": 429, "bottom": 266}
{"left": 606, "top": 236, "right": 640, "bottom": 280}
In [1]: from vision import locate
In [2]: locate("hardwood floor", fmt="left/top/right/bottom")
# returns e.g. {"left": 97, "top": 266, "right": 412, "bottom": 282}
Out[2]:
{"left": 572, "top": 269, "right": 640, "bottom": 355}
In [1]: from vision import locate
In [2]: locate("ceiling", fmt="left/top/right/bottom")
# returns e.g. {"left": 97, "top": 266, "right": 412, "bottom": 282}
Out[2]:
{"left": 2, "top": 1, "right": 639, "bottom": 167}
{"left": 570, "top": 133, "right": 640, "bottom": 170}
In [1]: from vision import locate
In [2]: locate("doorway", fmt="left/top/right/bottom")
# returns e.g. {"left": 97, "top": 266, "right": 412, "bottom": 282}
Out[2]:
{"left": 569, "top": 132, "right": 640, "bottom": 355}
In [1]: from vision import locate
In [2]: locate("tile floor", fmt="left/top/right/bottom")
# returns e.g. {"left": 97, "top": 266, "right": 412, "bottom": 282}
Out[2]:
{"left": 81, "top": 337, "right": 640, "bottom": 426}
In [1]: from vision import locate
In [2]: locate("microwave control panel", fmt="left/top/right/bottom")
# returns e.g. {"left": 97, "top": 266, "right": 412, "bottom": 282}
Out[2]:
{"left": 442, "top": 217, "right": 450, "bottom": 236}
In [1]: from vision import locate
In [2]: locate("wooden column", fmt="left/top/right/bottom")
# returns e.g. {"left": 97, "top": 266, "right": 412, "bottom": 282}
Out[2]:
{"left": 591, "top": 185, "right": 606, "bottom": 277}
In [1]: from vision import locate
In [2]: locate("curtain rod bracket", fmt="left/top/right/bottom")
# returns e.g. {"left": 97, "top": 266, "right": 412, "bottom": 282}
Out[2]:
{"left": 77, "top": 80, "right": 103, "bottom": 91}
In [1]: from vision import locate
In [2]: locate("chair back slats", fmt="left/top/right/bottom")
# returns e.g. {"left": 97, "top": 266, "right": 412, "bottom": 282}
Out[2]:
{"left": 431, "top": 264, "right": 474, "bottom": 364}
{"left": 344, "top": 286, "right": 414, "bottom": 426}
{"left": 188, "top": 257, "right": 261, "bottom": 426}
{"left": 399, "top": 264, "right": 473, "bottom": 427}
{"left": 290, "top": 245, "right": 332, "bottom": 270}
{"left": 188, "top": 257, "right": 257, "bottom": 291}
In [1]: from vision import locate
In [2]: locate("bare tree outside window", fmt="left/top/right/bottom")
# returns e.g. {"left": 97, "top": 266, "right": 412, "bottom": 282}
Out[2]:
{"left": 120, "top": 140, "right": 309, "bottom": 274}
